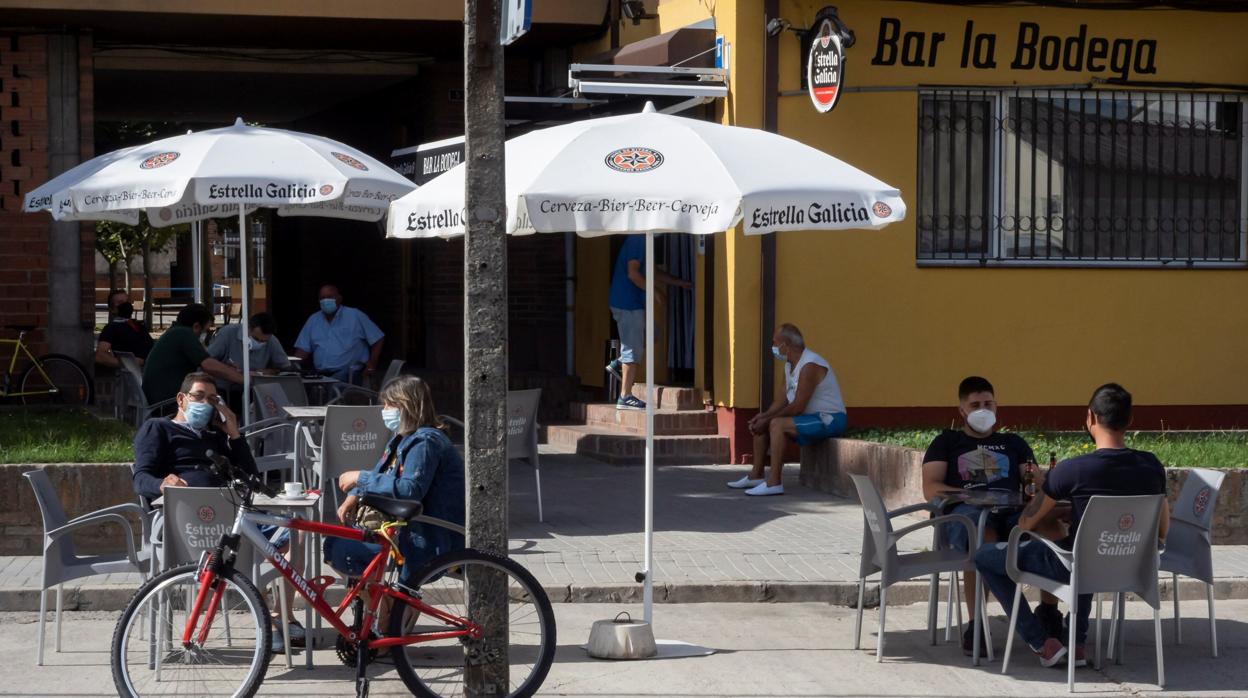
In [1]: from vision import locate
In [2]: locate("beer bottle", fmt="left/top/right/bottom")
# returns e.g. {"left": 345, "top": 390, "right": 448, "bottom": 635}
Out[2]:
{"left": 1022, "top": 459, "right": 1037, "bottom": 500}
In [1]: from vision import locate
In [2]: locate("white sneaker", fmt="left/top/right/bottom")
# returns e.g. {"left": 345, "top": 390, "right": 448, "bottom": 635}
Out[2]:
{"left": 727, "top": 476, "right": 765, "bottom": 489}
{"left": 745, "top": 483, "right": 785, "bottom": 496}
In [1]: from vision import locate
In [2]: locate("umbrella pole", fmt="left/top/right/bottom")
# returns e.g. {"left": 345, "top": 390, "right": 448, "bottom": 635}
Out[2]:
{"left": 238, "top": 206, "right": 251, "bottom": 426}
{"left": 644, "top": 231, "right": 655, "bottom": 625}
{"left": 191, "top": 221, "right": 202, "bottom": 304}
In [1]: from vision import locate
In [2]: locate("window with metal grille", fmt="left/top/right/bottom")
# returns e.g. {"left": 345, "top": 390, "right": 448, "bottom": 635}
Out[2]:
{"left": 917, "top": 90, "right": 1247, "bottom": 267}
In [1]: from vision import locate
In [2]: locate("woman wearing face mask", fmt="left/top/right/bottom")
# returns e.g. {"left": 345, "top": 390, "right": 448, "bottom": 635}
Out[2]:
{"left": 323, "top": 375, "right": 465, "bottom": 585}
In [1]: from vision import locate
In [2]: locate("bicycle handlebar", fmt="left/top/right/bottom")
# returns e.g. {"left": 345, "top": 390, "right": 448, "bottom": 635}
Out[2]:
{"left": 204, "top": 450, "right": 279, "bottom": 499}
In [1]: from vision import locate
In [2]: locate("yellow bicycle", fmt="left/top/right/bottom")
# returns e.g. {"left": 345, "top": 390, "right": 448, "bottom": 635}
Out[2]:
{"left": 1, "top": 325, "right": 92, "bottom": 405}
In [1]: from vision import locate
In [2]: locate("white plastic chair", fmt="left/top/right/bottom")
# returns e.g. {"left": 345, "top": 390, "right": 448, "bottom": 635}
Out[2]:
{"left": 1160, "top": 468, "right": 1226, "bottom": 657}
{"left": 24, "top": 469, "right": 150, "bottom": 665}
{"left": 441, "top": 388, "right": 544, "bottom": 522}
{"left": 1001, "top": 494, "right": 1166, "bottom": 692}
{"left": 850, "top": 474, "right": 977, "bottom": 662}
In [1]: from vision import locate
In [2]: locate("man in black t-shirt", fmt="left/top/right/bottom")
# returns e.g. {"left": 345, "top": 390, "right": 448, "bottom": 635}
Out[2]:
{"left": 921, "top": 376, "right": 1035, "bottom": 655}
{"left": 95, "top": 290, "right": 154, "bottom": 369}
{"left": 975, "top": 383, "right": 1170, "bottom": 668}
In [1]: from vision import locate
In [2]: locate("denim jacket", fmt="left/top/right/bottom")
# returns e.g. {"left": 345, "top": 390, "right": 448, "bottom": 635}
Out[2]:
{"left": 349, "top": 426, "right": 465, "bottom": 572}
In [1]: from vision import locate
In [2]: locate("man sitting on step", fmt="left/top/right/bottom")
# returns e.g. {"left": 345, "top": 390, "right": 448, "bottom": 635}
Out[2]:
{"left": 727, "top": 323, "right": 846, "bottom": 496}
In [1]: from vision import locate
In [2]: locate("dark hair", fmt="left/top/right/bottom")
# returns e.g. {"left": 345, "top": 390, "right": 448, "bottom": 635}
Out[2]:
{"left": 1088, "top": 383, "right": 1132, "bottom": 431}
{"left": 107, "top": 289, "right": 127, "bottom": 308}
{"left": 249, "top": 312, "right": 275, "bottom": 335}
{"left": 174, "top": 303, "right": 212, "bottom": 328}
{"left": 958, "top": 376, "right": 995, "bottom": 400}
{"left": 179, "top": 372, "right": 216, "bottom": 394}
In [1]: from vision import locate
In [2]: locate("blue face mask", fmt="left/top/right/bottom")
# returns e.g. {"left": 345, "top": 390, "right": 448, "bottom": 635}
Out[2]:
{"left": 184, "top": 401, "right": 216, "bottom": 430}
{"left": 319, "top": 298, "right": 338, "bottom": 315}
{"left": 382, "top": 407, "right": 402, "bottom": 432}
{"left": 772, "top": 345, "right": 784, "bottom": 360}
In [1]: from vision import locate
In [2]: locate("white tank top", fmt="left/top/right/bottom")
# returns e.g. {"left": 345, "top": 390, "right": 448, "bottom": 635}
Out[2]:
{"left": 785, "top": 348, "right": 845, "bottom": 418}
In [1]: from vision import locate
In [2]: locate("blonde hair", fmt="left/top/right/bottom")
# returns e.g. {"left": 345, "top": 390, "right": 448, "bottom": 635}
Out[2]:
{"left": 379, "top": 375, "right": 446, "bottom": 435}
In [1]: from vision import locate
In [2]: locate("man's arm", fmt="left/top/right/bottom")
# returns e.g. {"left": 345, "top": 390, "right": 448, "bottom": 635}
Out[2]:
{"left": 95, "top": 340, "right": 120, "bottom": 368}
{"left": 771, "top": 363, "right": 827, "bottom": 418}
{"left": 1019, "top": 488, "right": 1059, "bottom": 531}
{"left": 205, "top": 327, "right": 231, "bottom": 362}
{"left": 627, "top": 258, "right": 645, "bottom": 290}
{"left": 367, "top": 338, "right": 385, "bottom": 374}
{"left": 200, "top": 357, "right": 244, "bottom": 384}
{"left": 132, "top": 420, "right": 170, "bottom": 501}
{"left": 921, "top": 461, "right": 961, "bottom": 501}
{"left": 269, "top": 337, "right": 292, "bottom": 370}
{"left": 1158, "top": 498, "right": 1170, "bottom": 541}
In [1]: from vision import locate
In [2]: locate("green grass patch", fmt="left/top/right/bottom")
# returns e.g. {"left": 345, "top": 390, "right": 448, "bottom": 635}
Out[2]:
{"left": 845, "top": 428, "right": 1248, "bottom": 470}
{"left": 0, "top": 407, "right": 135, "bottom": 463}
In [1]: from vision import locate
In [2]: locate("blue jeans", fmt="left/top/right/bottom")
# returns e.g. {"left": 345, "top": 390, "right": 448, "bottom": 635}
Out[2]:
{"left": 975, "top": 540, "right": 1092, "bottom": 649}
{"left": 792, "top": 412, "right": 847, "bottom": 445}
{"left": 610, "top": 307, "right": 645, "bottom": 364}
{"left": 940, "top": 504, "right": 1020, "bottom": 553}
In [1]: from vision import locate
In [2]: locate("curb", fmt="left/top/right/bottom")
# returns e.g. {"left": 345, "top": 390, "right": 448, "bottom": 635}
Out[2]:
{"left": 5, "top": 578, "right": 1247, "bottom": 612}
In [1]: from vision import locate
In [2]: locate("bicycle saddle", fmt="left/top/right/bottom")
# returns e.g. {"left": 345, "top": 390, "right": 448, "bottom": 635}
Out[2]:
{"left": 360, "top": 494, "right": 424, "bottom": 521}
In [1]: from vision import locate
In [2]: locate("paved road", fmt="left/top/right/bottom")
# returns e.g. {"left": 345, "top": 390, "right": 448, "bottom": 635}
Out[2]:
{"left": 6, "top": 451, "right": 1248, "bottom": 608}
{"left": 3, "top": 598, "right": 1246, "bottom": 696}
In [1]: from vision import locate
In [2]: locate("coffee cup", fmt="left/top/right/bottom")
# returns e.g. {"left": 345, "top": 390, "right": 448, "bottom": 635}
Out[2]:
{"left": 284, "top": 482, "right": 305, "bottom": 498}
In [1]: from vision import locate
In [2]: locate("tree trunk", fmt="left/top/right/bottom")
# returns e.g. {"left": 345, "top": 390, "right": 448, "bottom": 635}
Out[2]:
{"left": 107, "top": 259, "right": 118, "bottom": 296}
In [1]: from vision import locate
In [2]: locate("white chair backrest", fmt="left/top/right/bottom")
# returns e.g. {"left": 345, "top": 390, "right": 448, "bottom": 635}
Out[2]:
{"left": 318, "top": 405, "right": 388, "bottom": 488}
{"left": 1171, "top": 468, "right": 1225, "bottom": 530}
{"left": 161, "top": 487, "right": 255, "bottom": 572}
{"left": 506, "top": 389, "right": 541, "bottom": 462}
{"left": 116, "top": 353, "right": 144, "bottom": 384}
{"left": 1072, "top": 494, "right": 1165, "bottom": 608}
{"left": 251, "top": 382, "right": 295, "bottom": 456}
{"left": 851, "top": 474, "right": 895, "bottom": 575}
{"left": 253, "top": 374, "right": 309, "bottom": 407}
{"left": 380, "top": 359, "right": 405, "bottom": 386}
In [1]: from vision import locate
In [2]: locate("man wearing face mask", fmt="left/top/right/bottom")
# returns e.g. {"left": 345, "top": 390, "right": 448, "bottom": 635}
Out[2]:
{"left": 131, "top": 372, "right": 259, "bottom": 502}
{"left": 95, "top": 290, "right": 154, "bottom": 368}
{"left": 727, "top": 323, "right": 846, "bottom": 496}
{"left": 208, "top": 312, "right": 292, "bottom": 382}
{"left": 293, "top": 284, "right": 385, "bottom": 385}
{"left": 142, "top": 303, "right": 244, "bottom": 406}
{"left": 921, "top": 375, "right": 1036, "bottom": 656}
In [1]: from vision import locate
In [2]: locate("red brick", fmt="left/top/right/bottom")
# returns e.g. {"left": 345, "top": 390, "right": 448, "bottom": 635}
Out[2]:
{"left": 0, "top": 106, "right": 30, "bottom": 120}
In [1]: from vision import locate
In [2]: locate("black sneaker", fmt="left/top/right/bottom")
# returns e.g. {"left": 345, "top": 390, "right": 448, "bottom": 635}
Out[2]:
{"left": 605, "top": 360, "right": 623, "bottom": 381}
{"left": 1035, "top": 602, "right": 1063, "bottom": 641}
{"left": 962, "top": 624, "right": 988, "bottom": 658}
{"left": 616, "top": 394, "right": 646, "bottom": 411}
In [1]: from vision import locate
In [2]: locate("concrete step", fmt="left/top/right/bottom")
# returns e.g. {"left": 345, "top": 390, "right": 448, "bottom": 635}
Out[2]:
{"left": 627, "top": 383, "right": 706, "bottom": 412}
{"left": 570, "top": 402, "right": 718, "bottom": 436}
{"left": 546, "top": 423, "right": 729, "bottom": 465}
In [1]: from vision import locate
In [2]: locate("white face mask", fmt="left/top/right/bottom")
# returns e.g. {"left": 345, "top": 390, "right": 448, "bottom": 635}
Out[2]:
{"left": 966, "top": 408, "right": 996, "bottom": 434}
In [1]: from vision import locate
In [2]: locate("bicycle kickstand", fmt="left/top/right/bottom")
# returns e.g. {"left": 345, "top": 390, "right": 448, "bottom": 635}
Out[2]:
{"left": 355, "top": 636, "right": 370, "bottom": 698}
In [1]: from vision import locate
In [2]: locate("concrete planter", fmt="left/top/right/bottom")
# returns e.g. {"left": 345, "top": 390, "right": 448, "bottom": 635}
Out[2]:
{"left": 799, "top": 438, "right": 1247, "bottom": 545}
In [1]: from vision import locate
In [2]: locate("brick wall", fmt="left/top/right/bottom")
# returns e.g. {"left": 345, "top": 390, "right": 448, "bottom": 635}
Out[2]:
{"left": 0, "top": 31, "right": 94, "bottom": 356}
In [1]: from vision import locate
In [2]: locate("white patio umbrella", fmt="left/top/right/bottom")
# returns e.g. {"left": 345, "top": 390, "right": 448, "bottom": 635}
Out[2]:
{"left": 387, "top": 103, "right": 906, "bottom": 630}
{"left": 25, "top": 118, "right": 415, "bottom": 422}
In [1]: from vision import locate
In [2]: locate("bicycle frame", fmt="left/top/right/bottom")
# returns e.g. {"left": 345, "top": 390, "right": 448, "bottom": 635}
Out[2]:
{"left": 182, "top": 504, "right": 483, "bottom": 652}
{"left": 0, "top": 337, "right": 57, "bottom": 398}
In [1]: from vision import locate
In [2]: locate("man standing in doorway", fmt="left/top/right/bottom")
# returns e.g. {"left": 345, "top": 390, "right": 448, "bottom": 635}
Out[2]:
{"left": 605, "top": 234, "right": 692, "bottom": 410}
{"left": 294, "top": 285, "right": 385, "bottom": 386}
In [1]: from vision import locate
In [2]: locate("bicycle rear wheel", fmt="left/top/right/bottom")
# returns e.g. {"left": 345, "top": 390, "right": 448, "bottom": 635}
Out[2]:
{"left": 111, "top": 564, "right": 271, "bottom": 698}
{"left": 20, "top": 353, "right": 92, "bottom": 405}
{"left": 389, "top": 549, "right": 556, "bottom": 698}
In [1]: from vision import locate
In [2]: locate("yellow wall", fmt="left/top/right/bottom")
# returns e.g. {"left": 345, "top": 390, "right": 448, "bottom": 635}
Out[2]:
{"left": 766, "top": 0, "right": 1248, "bottom": 409}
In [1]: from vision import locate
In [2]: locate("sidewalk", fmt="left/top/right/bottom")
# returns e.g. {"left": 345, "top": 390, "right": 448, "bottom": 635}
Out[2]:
{"left": 4, "top": 448, "right": 1248, "bottom": 610}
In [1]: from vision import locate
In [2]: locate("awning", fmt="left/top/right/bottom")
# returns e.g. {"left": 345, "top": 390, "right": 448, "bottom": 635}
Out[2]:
{"left": 591, "top": 25, "right": 716, "bottom": 68}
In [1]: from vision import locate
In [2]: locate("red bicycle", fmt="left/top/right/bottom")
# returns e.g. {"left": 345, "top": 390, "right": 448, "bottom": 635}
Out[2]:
{"left": 109, "top": 456, "right": 555, "bottom": 698}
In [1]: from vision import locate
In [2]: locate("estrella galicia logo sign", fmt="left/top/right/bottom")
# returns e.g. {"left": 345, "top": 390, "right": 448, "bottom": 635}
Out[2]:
{"left": 319, "top": 184, "right": 335, "bottom": 196}
{"left": 1118, "top": 513, "right": 1135, "bottom": 530}
{"left": 1194, "top": 486, "right": 1212, "bottom": 518}
{"left": 352, "top": 418, "right": 367, "bottom": 433}
{"left": 871, "top": 201, "right": 892, "bottom": 218}
{"left": 141, "top": 151, "right": 180, "bottom": 170}
{"left": 808, "top": 19, "right": 844, "bottom": 114}
{"left": 331, "top": 151, "right": 369, "bottom": 171}
{"left": 605, "top": 147, "right": 665, "bottom": 173}
{"left": 197, "top": 506, "right": 216, "bottom": 523}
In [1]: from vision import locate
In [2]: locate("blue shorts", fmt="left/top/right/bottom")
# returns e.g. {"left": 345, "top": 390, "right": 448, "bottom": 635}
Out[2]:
{"left": 792, "top": 412, "right": 847, "bottom": 445}
{"left": 940, "top": 502, "right": 1021, "bottom": 552}
{"left": 610, "top": 307, "right": 645, "bottom": 364}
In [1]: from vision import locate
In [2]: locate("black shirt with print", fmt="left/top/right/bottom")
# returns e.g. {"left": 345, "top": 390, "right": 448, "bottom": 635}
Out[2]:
{"left": 922, "top": 429, "right": 1035, "bottom": 492}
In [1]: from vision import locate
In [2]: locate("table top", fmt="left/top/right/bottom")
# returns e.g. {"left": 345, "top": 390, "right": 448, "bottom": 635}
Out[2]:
{"left": 253, "top": 492, "right": 321, "bottom": 509}
{"left": 935, "top": 489, "right": 1028, "bottom": 511}
{"left": 282, "top": 405, "right": 329, "bottom": 420}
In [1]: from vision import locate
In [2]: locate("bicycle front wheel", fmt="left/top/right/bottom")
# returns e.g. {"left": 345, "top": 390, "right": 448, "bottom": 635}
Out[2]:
{"left": 20, "top": 353, "right": 92, "bottom": 405}
{"left": 389, "top": 549, "right": 556, "bottom": 698}
{"left": 111, "top": 564, "right": 271, "bottom": 698}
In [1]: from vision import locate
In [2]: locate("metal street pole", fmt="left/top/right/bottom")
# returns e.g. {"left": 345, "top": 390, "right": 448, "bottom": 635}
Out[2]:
{"left": 464, "top": 0, "right": 510, "bottom": 695}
